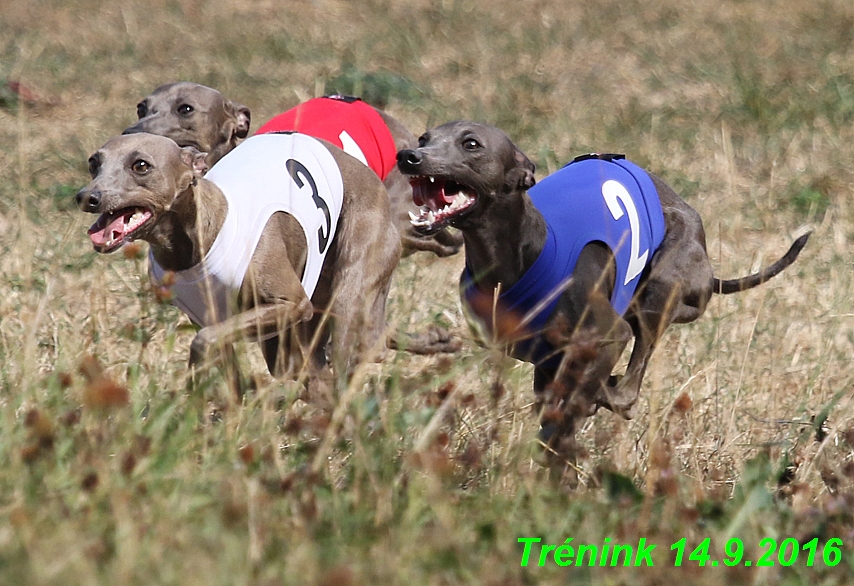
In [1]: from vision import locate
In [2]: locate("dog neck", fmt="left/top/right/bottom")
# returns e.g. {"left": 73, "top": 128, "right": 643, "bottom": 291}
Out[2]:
{"left": 462, "top": 190, "right": 547, "bottom": 292}
{"left": 146, "top": 179, "right": 228, "bottom": 272}
{"left": 206, "top": 139, "right": 237, "bottom": 168}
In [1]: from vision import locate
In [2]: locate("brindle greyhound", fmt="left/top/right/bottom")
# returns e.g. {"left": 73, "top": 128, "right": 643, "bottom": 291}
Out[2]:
{"left": 397, "top": 120, "right": 809, "bottom": 463}
{"left": 77, "top": 132, "right": 401, "bottom": 396}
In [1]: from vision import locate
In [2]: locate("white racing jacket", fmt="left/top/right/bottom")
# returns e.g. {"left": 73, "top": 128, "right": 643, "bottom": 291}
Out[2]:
{"left": 149, "top": 133, "right": 344, "bottom": 327}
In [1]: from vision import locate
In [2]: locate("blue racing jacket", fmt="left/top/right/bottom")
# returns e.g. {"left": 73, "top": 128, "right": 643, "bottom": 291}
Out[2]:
{"left": 463, "top": 154, "right": 666, "bottom": 366}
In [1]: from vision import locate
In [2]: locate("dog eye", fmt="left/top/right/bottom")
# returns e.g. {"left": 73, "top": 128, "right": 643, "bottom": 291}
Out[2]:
{"left": 463, "top": 138, "right": 482, "bottom": 151}
{"left": 177, "top": 104, "right": 194, "bottom": 115}
{"left": 136, "top": 102, "right": 147, "bottom": 119}
{"left": 131, "top": 159, "right": 152, "bottom": 174}
{"left": 417, "top": 134, "right": 429, "bottom": 148}
{"left": 88, "top": 156, "right": 99, "bottom": 178}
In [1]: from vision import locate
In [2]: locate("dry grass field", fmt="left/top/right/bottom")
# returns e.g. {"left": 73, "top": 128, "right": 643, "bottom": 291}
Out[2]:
{"left": 1, "top": 0, "right": 854, "bottom": 584}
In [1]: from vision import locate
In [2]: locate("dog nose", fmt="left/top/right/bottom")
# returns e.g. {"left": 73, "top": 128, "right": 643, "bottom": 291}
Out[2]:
{"left": 396, "top": 149, "right": 422, "bottom": 169}
{"left": 76, "top": 188, "right": 102, "bottom": 212}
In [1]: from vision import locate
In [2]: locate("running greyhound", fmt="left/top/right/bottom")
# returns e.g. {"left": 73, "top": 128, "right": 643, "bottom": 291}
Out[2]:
{"left": 77, "top": 132, "right": 401, "bottom": 396}
{"left": 396, "top": 120, "right": 809, "bottom": 465}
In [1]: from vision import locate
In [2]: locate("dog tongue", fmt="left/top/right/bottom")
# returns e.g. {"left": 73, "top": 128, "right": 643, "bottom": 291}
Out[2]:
{"left": 411, "top": 177, "right": 454, "bottom": 208}
{"left": 88, "top": 211, "right": 130, "bottom": 247}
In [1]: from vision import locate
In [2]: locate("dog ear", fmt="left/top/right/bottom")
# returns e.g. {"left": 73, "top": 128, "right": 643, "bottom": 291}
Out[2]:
{"left": 180, "top": 146, "right": 209, "bottom": 181}
{"left": 510, "top": 148, "right": 536, "bottom": 190}
{"left": 227, "top": 100, "right": 251, "bottom": 139}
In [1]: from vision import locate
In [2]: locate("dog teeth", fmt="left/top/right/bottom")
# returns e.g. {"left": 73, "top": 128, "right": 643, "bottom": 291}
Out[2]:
{"left": 410, "top": 192, "right": 474, "bottom": 227}
{"left": 429, "top": 176, "right": 436, "bottom": 183}
{"left": 127, "top": 211, "right": 142, "bottom": 227}
{"left": 409, "top": 207, "right": 433, "bottom": 227}
{"left": 440, "top": 193, "right": 471, "bottom": 215}
{"left": 450, "top": 193, "right": 467, "bottom": 210}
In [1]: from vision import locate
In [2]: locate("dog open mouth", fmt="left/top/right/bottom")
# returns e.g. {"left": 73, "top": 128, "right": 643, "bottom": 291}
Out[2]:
{"left": 408, "top": 176, "right": 477, "bottom": 233}
{"left": 88, "top": 207, "right": 154, "bottom": 253}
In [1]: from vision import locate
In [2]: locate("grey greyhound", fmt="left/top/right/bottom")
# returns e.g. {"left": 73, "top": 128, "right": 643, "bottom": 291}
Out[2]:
{"left": 396, "top": 120, "right": 809, "bottom": 465}
{"left": 77, "top": 132, "right": 401, "bottom": 397}
{"left": 124, "top": 82, "right": 464, "bottom": 258}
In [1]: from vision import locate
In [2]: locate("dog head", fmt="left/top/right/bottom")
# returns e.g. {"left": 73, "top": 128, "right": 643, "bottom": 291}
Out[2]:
{"left": 396, "top": 120, "right": 535, "bottom": 234}
{"left": 123, "top": 81, "right": 250, "bottom": 168}
{"left": 76, "top": 133, "right": 208, "bottom": 253}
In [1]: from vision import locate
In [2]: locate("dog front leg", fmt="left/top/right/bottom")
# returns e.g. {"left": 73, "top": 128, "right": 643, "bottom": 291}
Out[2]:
{"left": 400, "top": 232, "right": 463, "bottom": 258}
{"left": 328, "top": 275, "right": 390, "bottom": 389}
{"left": 329, "top": 199, "right": 401, "bottom": 389}
{"left": 189, "top": 300, "right": 313, "bottom": 393}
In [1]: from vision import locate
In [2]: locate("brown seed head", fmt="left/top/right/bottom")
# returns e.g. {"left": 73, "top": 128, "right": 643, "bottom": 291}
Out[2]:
{"left": 152, "top": 286, "right": 174, "bottom": 303}
{"left": 437, "top": 381, "right": 455, "bottom": 402}
{"left": 20, "top": 443, "right": 42, "bottom": 464}
{"left": 81, "top": 471, "right": 99, "bottom": 492}
{"left": 57, "top": 371, "right": 73, "bottom": 388}
{"left": 60, "top": 408, "right": 82, "bottom": 427}
{"left": 650, "top": 438, "right": 672, "bottom": 470}
{"left": 77, "top": 355, "right": 105, "bottom": 384}
{"left": 319, "top": 565, "right": 355, "bottom": 586}
{"left": 159, "top": 270, "right": 176, "bottom": 287}
{"left": 83, "top": 377, "right": 130, "bottom": 409}
{"left": 654, "top": 467, "right": 679, "bottom": 497}
{"left": 122, "top": 241, "right": 145, "bottom": 260}
{"left": 459, "top": 443, "right": 482, "bottom": 469}
{"left": 24, "top": 408, "right": 55, "bottom": 442}
{"left": 238, "top": 444, "right": 256, "bottom": 465}
{"left": 672, "top": 392, "right": 693, "bottom": 414}
{"left": 120, "top": 452, "right": 137, "bottom": 477}
{"left": 467, "top": 288, "right": 530, "bottom": 343}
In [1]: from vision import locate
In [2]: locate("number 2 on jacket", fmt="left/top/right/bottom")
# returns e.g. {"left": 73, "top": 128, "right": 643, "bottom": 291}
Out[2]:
{"left": 601, "top": 179, "right": 648, "bottom": 286}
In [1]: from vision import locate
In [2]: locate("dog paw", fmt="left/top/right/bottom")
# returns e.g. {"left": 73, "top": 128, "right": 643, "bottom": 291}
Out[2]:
{"left": 388, "top": 324, "right": 462, "bottom": 354}
{"left": 593, "top": 375, "right": 640, "bottom": 419}
{"left": 595, "top": 396, "right": 638, "bottom": 420}
{"left": 188, "top": 334, "right": 211, "bottom": 367}
{"left": 294, "top": 297, "right": 314, "bottom": 323}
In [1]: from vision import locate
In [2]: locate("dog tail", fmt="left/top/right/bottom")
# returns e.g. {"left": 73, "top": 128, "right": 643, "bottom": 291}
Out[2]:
{"left": 713, "top": 232, "right": 811, "bottom": 294}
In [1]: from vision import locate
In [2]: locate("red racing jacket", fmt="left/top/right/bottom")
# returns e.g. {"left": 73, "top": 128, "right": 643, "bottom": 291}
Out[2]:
{"left": 255, "top": 95, "right": 398, "bottom": 181}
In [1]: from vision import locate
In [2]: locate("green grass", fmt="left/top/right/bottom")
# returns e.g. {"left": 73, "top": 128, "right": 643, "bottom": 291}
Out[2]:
{"left": 2, "top": 0, "right": 854, "bottom": 584}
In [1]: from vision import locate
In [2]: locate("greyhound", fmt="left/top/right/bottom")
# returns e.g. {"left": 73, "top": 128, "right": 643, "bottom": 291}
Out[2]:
{"left": 124, "top": 82, "right": 250, "bottom": 171}
{"left": 124, "top": 82, "right": 464, "bottom": 258}
{"left": 397, "top": 120, "right": 809, "bottom": 463}
{"left": 77, "top": 132, "right": 401, "bottom": 397}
